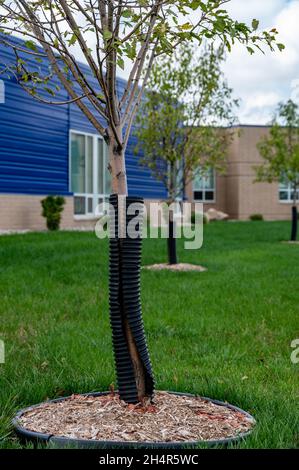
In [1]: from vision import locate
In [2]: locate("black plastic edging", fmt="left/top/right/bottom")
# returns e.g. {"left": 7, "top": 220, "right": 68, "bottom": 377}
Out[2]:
{"left": 13, "top": 391, "right": 255, "bottom": 449}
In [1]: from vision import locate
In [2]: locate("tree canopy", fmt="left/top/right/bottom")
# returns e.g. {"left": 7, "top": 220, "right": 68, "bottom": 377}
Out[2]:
{"left": 256, "top": 100, "right": 299, "bottom": 195}
{"left": 0, "top": 0, "right": 283, "bottom": 153}
{"left": 135, "top": 41, "right": 238, "bottom": 200}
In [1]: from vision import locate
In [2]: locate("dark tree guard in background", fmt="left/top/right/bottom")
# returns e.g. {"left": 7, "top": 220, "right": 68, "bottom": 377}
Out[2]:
{"left": 109, "top": 194, "right": 155, "bottom": 403}
{"left": 168, "top": 218, "right": 178, "bottom": 265}
{"left": 291, "top": 206, "right": 298, "bottom": 241}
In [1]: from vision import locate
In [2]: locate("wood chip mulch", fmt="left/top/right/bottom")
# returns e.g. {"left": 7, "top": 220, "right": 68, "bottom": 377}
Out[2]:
{"left": 18, "top": 392, "right": 254, "bottom": 443}
{"left": 143, "top": 263, "right": 207, "bottom": 272}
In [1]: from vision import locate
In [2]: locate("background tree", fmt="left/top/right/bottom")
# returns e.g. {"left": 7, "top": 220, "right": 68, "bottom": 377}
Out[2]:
{"left": 0, "top": 1, "right": 282, "bottom": 403}
{"left": 255, "top": 99, "right": 299, "bottom": 242}
{"left": 135, "top": 42, "right": 238, "bottom": 264}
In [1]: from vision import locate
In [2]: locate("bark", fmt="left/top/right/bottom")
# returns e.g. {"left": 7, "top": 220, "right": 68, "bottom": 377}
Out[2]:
{"left": 108, "top": 129, "right": 127, "bottom": 196}
{"left": 108, "top": 131, "right": 151, "bottom": 403}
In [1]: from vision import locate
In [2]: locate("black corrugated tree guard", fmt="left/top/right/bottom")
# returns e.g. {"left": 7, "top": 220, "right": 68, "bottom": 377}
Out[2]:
{"left": 291, "top": 205, "right": 298, "bottom": 241}
{"left": 168, "top": 215, "right": 178, "bottom": 265}
{"left": 108, "top": 195, "right": 154, "bottom": 403}
{"left": 0, "top": 1, "right": 282, "bottom": 405}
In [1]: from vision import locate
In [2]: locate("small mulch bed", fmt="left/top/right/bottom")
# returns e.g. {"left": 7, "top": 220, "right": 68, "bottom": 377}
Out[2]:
{"left": 18, "top": 392, "right": 254, "bottom": 444}
{"left": 143, "top": 263, "right": 207, "bottom": 272}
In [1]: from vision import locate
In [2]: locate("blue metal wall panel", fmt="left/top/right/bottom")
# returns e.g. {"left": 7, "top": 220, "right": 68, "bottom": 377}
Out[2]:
{"left": 0, "top": 35, "right": 167, "bottom": 199}
{"left": 0, "top": 37, "right": 70, "bottom": 195}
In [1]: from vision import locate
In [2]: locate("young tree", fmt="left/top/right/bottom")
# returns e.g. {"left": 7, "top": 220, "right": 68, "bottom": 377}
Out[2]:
{"left": 0, "top": 1, "right": 282, "bottom": 403}
{"left": 135, "top": 42, "right": 238, "bottom": 264}
{"left": 255, "top": 100, "right": 299, "bottom": 242}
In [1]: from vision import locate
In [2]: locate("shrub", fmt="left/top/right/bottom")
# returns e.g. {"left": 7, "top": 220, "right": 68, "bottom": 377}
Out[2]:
{"left": 191, "top": 212, "right": 209, "bottom": 225}
{"left": 41, "top": 196, "right": 66, "bottom": 231}
{"left": 250, "top": 213, "right": 264, "bottom": 221}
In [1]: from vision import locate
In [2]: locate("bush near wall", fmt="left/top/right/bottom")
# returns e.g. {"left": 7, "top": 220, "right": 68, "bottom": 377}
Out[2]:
{"left": 250, "top": 214, "right": 264, "bottom": 221}
{"left": 41, "top": 196, "right": 65, "bottom": 231}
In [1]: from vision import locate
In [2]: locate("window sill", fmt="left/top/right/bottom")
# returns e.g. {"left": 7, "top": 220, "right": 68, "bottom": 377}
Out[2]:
{"left": 74, "top": 215, "right": 101, "bottom": 221}
{"left": 279, "top": 201, "right": 297, "bottom": 204}
{"left": 193, "top": 200, "right": 215, "bottom": 204}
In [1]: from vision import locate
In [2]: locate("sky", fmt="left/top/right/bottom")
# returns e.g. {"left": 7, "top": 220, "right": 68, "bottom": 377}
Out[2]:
{"left": 222, "top": 0, "right": 299, "bottom": 124}
{"left": 117, "top": 0, "right": 299, "bottom": 125}
{"left": 2, "top": 0, "right": 298, "bottom": 125}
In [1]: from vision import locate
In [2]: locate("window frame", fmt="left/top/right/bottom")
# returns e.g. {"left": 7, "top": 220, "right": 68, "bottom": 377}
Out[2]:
{"left": 279, "top": 179, "right": 299, "bottom": 204}
{"left": 69, "top": 130, "right": 110, "bottom": 219}
{"left": 193, "top": 168, "right": 216, "bottom": 203}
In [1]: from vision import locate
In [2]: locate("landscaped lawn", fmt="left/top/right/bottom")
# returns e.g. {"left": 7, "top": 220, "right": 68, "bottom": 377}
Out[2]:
{"left": 0, "top": 221, "right": 298, "bottom": 448}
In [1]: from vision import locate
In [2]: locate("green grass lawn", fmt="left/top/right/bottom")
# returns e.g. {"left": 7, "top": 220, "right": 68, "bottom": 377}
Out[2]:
{"left": 0, "top": 221, "right": 298, "bottom": 449}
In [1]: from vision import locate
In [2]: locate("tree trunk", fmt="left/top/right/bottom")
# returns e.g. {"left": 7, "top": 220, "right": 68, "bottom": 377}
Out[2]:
{"left": 109, "top": 129, "right": 128, "bottom": 197}
{"left": 108, "top": 133, "right": 154, "bottom": 404}
{"left": 168, "top": 211, "right": 178, "bottom": 265}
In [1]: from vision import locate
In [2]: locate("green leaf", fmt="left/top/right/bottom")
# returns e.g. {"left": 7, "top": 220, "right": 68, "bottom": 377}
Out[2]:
{"left": 122, "top": 9, "right": 132, "bottom": 18}
{"left": 277, "top": 43, "right": 285, "bottom": 51}
{"left": 118, "top": 57, "right": 125, "bottom": 70}
{"left": 97, "top": 93, "right": 106, "bottom": 102}
{"left": 247, "top": 46, "right": 255, "bottom": 55}
{"left": 190, "top": 1, "right": 206, "bottom": 12}
{"left": 252, "top": 19, "right": 259, "bottom": 31}
{"left": 103, "top": 29, "right": 113, "bottom": 40}
{"left": 44, "top": 87, "right": 55, "bottom": 96}
{"left": 179, "top": 22, "right": 192, "bottom": 31}
{"left": 124, "top": 43, "right": 137, "bottom": 60}
{"left": 25, "top": 40, "right": 38, "bottom": 52}
{"left": 68, "top": 34, "right": 77, "bottom": 46}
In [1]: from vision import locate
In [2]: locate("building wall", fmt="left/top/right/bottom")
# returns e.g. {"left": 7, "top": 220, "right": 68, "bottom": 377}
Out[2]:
{"left": 190, "top": 126, "right": 299, "bottom": 221}
{"left": 1, "top": 36, "right": 298, "bottom": 228}
{"left": 0, "top": 41, "right": 70, "bottom": 197}
{"left": 229, "top": 126, "right": 298, "bottom": 220}
{"left": 0, "top": 36, "right": 167, "bottom": 231}
{"left": 0, "top": 195, "right": 100, "bottom": 231}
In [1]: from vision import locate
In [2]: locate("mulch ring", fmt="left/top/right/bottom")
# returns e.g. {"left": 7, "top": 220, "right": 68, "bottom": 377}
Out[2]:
{"left": 17, "top": 391, "right": 254, "bottom": 444}
{"left": 143, "top": 263, "right": 207, "bottom": 272}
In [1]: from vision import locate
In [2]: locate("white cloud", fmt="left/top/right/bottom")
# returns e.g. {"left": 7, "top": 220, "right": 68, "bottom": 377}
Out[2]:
{"left": 225, "top": 0, "right": 286, "bottom": 25}
{"left": 3, "top": 0, "right": 297, "bottom": 124}
{"left": 119, "top": 0, "right": 299, "bottom": 124}
{"left": 239, "top": 92, "right": 281, "bottom": 125}
{"left": 223, "top": 0, "right": 299, "bottom": 123}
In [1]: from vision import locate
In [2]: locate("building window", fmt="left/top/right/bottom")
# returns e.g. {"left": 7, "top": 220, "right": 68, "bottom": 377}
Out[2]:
{"left": 279, "top": 178, "right": 299, "bottom": 202}
{"left": 70, "top": 131, "right": 111, "bottom": 216}
{"left": 193, "top": 168, "right": 215, "bottom": 202}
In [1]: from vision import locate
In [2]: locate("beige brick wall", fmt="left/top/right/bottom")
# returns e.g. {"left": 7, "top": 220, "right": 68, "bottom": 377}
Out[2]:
{"left": 0, "top": 195, "right": 168, "bottom": 231}
{"left": 0, "top": 195, "right": 99, "bottom": 231}
{"left": 233, "top": 127, "right": 298, "bottom": 220}
{"left": 188, "top": 126, "right": 299, "bottom": 220}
